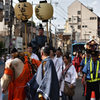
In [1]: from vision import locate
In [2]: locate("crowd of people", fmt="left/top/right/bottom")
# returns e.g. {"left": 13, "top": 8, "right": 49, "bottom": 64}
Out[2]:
{"left": 0, "top": 24, "right": 100, "bottom": 100}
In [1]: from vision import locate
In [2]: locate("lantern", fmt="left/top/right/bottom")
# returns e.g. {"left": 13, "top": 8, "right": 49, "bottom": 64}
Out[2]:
{"left": 35, "top": 1, "right": 53, "bottom": 22}
{"left": 15, "top": 2, "right": 33, "bottom": 21}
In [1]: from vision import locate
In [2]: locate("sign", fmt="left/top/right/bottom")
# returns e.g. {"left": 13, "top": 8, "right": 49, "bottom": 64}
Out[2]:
{"left": 5, "top": 0, "right": 10, "bottom": 21}
{"left": 15, "top": 37, "right": 23, "bottom": 51}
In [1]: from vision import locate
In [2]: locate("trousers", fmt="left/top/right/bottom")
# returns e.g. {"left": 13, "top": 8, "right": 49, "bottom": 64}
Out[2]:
{"left": 86, "top": 81, "right": 99, "bottom": 100}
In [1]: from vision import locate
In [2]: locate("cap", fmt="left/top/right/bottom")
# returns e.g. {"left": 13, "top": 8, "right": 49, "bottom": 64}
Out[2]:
{"left": 85, "top": 49, "right": 91, "bottom": 54}
{"left": 91, "top": 51, "right": 98, "bottom": 57}
{"left": 11, "top": 48, "right": 18, "bottom": 53}
{"left": 39, "top": 24, "right": 44, "bottom": 30}
{"left": 27, "top": 43, "right": 32, "bottom": 48}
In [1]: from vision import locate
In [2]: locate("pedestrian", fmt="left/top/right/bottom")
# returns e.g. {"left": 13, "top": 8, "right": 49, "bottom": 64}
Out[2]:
{"left": 82, "top": 50, "right": 100, "bottom": 100}
{"left": 58, "top": 54, "right": 76, "bottom": 100}
{"left": 79, "top": 49, "right": 92, "bottom": 96}
{"left": 5, "top": 47, "right": 18, "bottom": 68}
{"left": 49, "top": 46, "right": 60, "bottom": 72}
{"left": 27, "top": 43, "right": 39, "bottom": 60}
{"left": 25, "top": 44, "right": 59, "bottom": 100}
{"left": 1, "top": 52, "right": 41, "bottom": 100}
{"left": 31, "top": 24, "right": 47, "bottom": 61}
{"left": 55, "top": 47, "right": 64, "bottom": 67}
{"left": 72, "top": 50, "right": 82, "bottom": 78}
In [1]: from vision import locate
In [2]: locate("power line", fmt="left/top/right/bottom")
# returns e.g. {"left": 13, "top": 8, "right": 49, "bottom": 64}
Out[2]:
{"left": 55, "top": 11, "right": 67, "bottom": 20}
{"left": 58, "top": 3, "right": 68, "bottom": 14}
{"left": 53, "top": 4, "right": 67, "bottom": 17}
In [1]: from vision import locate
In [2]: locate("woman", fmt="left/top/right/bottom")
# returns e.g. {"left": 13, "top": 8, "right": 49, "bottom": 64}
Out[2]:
{"left": 59, "top": 54, "right": 76, "bottom": 100}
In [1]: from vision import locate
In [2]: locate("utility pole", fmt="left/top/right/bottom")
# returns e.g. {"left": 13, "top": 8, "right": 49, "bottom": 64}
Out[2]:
{"left": 31, "top": 1, "right": 33, "bottom": 38}
{"left": 9, "top": 0, "right": 13, "bottom": 53}
{"left": 49, "top": 0, "right": 52, "bottom": 45}
{"left": 71, "top": 16, "right": 74, "bottom": 44}
{"left": 55, "top": 27, "right": 57, "bottom": 48}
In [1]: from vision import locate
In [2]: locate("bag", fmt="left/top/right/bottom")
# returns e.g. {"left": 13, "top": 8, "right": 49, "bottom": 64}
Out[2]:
{"left": 64, "top": 81, "right": 75, "bottom": 96}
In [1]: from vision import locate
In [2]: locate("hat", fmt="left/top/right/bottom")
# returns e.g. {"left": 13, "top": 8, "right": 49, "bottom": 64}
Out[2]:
{"left": 11, "top": 48, "right": 18, "bottom": 53}
{"left": 27, "top": 43, "right": 32, "bottom": 48}
{"left": 56, "top": 47, "right": 61, "bottom": 52}
{"left": 91, "top": 51, "right": 98, "bottom": 57}
{"left": 39, "top": 24, "right": 44, "bottom": 30}
{"left": 85, "top": 49, "right": 91, "bottom": 54}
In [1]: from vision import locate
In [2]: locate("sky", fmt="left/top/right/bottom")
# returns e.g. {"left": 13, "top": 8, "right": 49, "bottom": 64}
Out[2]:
{"left": 13, "top": 0, "right": 100, "bottom": 33}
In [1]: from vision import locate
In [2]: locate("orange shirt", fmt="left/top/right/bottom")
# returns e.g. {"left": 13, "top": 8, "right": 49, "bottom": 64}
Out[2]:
{"left": 7, "top": 57, "right": 41, "bottom": 100}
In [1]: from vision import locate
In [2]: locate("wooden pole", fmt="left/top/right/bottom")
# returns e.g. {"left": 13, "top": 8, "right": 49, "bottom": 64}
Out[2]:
{"left": 25, "top": 22, "right": 27, "bottom": 51}
{"left": 46, "top": 22, "right": 49, "bottom": 43}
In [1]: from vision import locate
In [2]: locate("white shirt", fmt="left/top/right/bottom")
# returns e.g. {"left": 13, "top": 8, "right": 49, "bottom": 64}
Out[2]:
{"left": 31, "top": 53, "right": 39, "bottom": 60}
{"left": 58, "top": 64, "right": 76, "bottom": 92}
{"left": 52, "top": 57, "right": 60, "bottom": 72}
{"left": 54, "top": 56, "right": 64, "bottom": 69}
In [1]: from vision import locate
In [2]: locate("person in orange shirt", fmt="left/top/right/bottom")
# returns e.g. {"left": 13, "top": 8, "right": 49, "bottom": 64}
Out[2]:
{"left": 1, "top": 52, "right": 41, "bottom": 100}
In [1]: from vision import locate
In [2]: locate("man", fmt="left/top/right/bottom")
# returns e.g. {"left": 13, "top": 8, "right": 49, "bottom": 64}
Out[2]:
{"left": 10, "top": 48, "right": 18, "bottom": 59}
{"left": 27, "top": 43, "right": 39, "bottom": 60}
{"left": 31, "top": 24, "right": 47, "bottom": 61}
{"left": 26, "top": 44, "right": 59, "bottom": 100}
{"left": 5, "top": 48, "right": 18, "bottom": 65}
{"left": 55, "top": 47, "right": 64, "bottom": 67}
{"left": 79, "top": 49, "right": 91, "bottom": 96}
{"left": 82, "top": 51, "right": 100, "bottom": 100}
{"left": 80, "top": 49, "right": 92, "bottom": 72}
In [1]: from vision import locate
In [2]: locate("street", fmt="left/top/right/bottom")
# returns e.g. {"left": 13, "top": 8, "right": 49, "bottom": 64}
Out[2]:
{"left": 0, "top": 61, "right": 85, "bottom": 100}
{"left": 3, "top": 79, "right": 85, "bottom": 100}
{"left": 73, "top": 79, "right": 85, "bottom": 100}
{"left": 0, "top": 62, "right": 85, "bottom": 100}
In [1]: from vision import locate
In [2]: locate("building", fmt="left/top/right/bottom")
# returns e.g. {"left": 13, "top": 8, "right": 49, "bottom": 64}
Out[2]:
{"left": 66, "top": 0, "right": 100, "bottom": 43}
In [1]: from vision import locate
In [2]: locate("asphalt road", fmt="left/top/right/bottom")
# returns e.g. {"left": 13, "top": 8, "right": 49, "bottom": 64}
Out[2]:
{"left": 3, "top": 79, "right": 85, "bottom": 100}
{"left": 0, "top": 60, "right": 85, "bottom": 100}
{"left": 73, "top": 79, "right": 85, "bottom": 100}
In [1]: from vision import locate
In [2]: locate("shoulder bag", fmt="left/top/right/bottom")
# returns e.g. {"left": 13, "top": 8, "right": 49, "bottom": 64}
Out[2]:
{"left": 62, "top": 63, "right": 75, "bottom": 96}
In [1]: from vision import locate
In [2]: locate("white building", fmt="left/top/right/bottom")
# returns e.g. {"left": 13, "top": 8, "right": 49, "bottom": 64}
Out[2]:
{"left": 67, "top": 0, "right": 100, "bottom": 43}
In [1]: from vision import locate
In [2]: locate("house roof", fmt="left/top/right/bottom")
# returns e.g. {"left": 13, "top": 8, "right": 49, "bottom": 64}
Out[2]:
{"left": 86, "top": 38, "right": 99, "bottom": 45}
{"left": 68, "top": 0, "right": 99, "bottom": 18}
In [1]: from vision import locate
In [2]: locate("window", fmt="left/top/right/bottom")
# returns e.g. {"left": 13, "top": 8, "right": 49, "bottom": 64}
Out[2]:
{"left": 78, "top": 18, "right": 81, "bottom": 22}
{"left": 78, "top": 25, "right": 81, "bottom": 29}
{"left": 69, "top": 18, "right": 71, "bottom": 21}
{"left": 78, "top": 11, "right": 81, "bottom": 15}
{"left": 82, "top": 25, "right": 87, "bottom": 28}
{"left": 90, "top": 17, "right": 97, "bottom": 20}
